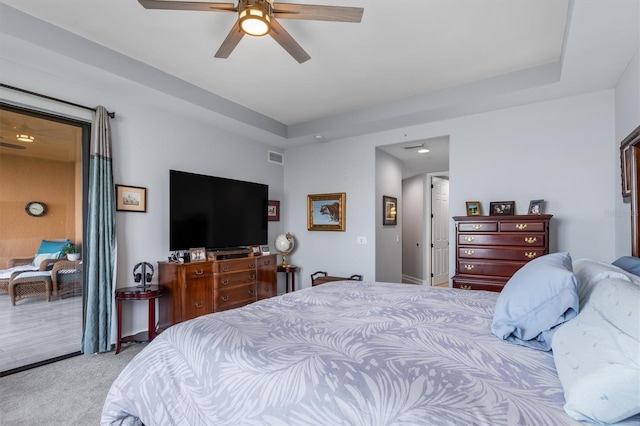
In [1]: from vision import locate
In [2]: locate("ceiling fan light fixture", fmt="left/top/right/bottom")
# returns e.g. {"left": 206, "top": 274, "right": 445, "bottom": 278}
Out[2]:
{"left": 16, "top": 134, "right": 35, "bottom": 143}
{"left": 239, "top": 2, "right": 271, "bottom": 36}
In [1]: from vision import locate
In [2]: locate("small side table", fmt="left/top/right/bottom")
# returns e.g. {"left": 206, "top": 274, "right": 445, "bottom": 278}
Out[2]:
{"left": 115, "top": 285, "right": 162, "bottom": 354}
{"left": 277, "top": 265, "right": 298, "bottom": 293}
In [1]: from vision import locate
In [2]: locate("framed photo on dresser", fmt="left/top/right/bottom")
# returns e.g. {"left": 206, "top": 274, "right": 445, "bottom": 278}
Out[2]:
{"left": 489, "top": 201, "right": 515, "bottom": 216}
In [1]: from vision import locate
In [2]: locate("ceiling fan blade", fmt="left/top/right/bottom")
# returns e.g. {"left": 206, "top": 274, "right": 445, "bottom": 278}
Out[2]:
{"left": 273, "top": 3, "right": 363, "bottom": 22}
{"left": 138, "top": 0, "right": 237, "bottom": 12}
{"left": 214, "top": 21, "right": 245, "bottom": 58}
{"left": 269, "top": 18, "right": 311, "bottom": 64}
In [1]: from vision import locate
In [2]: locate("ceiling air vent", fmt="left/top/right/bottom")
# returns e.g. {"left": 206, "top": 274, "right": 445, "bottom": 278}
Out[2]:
{"left": 268, "top": 150, "right": 284, "bottom": 165}
{"left": 402, "top": 143, "right": 424, "bottom": 149}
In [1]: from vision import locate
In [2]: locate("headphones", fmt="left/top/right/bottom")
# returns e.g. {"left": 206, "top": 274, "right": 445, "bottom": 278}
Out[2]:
{"left": 133, "top": 262, "right": 154, "bottom": 284}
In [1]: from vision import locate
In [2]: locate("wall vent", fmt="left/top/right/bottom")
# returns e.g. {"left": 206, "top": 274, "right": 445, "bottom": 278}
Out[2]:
{"left": 268, "top": 150, "right": 284, "bottom": 165}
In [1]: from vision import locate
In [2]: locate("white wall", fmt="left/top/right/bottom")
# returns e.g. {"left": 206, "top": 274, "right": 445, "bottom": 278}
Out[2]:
{"left": 1, "top": 35, "right": 285, "bottom": 339}
{"left": 614, "top": 49, "right": 640, "bottom": 257}
{"left": 285, "top": 90, "right": 621, "bottom": 287}
{"left": 375, "top": 149, "right": 402, "bottom": 283}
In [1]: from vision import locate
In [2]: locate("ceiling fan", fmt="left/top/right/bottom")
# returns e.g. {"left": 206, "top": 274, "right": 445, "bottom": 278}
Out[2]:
{"left": 138, "top": 0, "right": 364, "bottom": 63}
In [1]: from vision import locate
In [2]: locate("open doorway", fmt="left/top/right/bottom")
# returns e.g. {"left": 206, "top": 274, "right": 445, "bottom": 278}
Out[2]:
{"left": 0, "top": 103, "right": 89, "bottom": 375}
{"left": 377, "top": 136, "right": 450, "bottom": 285}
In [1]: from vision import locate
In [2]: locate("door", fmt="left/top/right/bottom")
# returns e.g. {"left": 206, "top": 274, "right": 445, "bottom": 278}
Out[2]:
{"left": 0, "top": 103, "right": 88, "bottom": 375}
{"left": 431, "top": 176, "right": 449, "bottom": 286}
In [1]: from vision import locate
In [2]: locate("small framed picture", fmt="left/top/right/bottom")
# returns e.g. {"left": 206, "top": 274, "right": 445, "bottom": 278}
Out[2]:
{"left": 465, "top": 201, "right": 481, "bottom": 216}
{"left": 382, "top": 195, "right": 398, "bottom": 226}
{"left": 260, "top": 245, "right": 270, "bottom": 255}
{"left": 528, "top": 199, "right": 544, "bottom": 215}
{"left": 250, "top": 244, "right": 262, "bottom": 256}
{"left": 115, "top": 184, "right": 147, "bottom": 212}
{"left": 267, "top": 200, "right": 280, "bottom": 221}
{"left": 189, "top": 247, "right": 206, "bottom": 262}
{"left": 489, "top": 201, "right": 515, "bottom": 216}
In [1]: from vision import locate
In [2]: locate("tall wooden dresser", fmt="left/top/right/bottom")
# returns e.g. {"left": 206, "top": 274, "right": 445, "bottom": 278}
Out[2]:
{"left": 158, "top": 253, "right": 277, "bottom": 330}
{"left": 452, "top": 214, "right": 552, "bottom": 292}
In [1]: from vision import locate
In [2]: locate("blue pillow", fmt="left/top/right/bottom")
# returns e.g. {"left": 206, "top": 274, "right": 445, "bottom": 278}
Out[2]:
{"left": 36, "top": 239, "right": 71, "bottom": 254}
{"left": 491, "top": 252, "right": 579, "bottom": 351}
{"left": 612, "top": 256, "right": 640, "bottom": 276}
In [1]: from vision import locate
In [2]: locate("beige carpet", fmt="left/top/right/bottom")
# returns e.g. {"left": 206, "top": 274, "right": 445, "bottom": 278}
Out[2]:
{"left": 0, "top": 343, "right": 146, "bottom": 425}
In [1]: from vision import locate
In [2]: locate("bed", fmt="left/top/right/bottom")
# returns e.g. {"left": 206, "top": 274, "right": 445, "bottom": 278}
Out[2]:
{"left": 101, "top": 256, "right": 640, "bottom": 426}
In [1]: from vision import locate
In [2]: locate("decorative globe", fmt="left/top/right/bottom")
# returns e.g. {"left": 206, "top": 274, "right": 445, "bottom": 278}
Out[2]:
{"left": 274, "top": 232, "right": 295, "bottom": 267}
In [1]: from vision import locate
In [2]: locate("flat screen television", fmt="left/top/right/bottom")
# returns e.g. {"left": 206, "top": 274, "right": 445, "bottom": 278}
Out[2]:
{"left": 169, "top": 170, "right": 268, "bottom": 251}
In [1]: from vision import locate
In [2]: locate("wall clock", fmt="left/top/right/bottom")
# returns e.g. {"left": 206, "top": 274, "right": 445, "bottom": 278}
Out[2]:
{"left": 25, "top": 201, "right": 46, "bottom": 217}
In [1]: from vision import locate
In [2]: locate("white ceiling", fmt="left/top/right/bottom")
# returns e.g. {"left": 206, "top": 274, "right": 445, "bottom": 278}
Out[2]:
{"left": 0, "top": 0, "right": 638, "bottom": 175}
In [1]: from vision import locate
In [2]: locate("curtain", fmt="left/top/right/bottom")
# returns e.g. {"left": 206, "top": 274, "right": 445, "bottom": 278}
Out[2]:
{"left": 82, "top": 106, "right": 116, "bottom": 354}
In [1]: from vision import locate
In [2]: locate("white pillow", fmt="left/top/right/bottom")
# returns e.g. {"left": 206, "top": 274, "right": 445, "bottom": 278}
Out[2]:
{"left": 552, "top": 278, "right": 640, "bottom": 423}
{"left": 32, "top": 252, "right": 61, "bottom": 267}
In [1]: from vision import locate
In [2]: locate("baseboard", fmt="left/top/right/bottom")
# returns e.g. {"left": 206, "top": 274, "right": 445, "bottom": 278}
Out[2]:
{"left": 401, "top": 274, "right": 427, "bottom": 285}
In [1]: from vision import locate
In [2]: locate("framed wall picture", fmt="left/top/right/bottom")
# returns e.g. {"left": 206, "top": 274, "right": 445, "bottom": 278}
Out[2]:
{"left": 115, "top": 185, "right": 147, "bottom": 212}
{"left": 267, "top": 200, "right": 280, "bottom": 221}
{"left": 189, "top": 247, "right": 206, "bottom": 262}
{"left": 489, "top": 201, "right": 515, "bottom": 216}
{"left": 383, "top": 195, "right": 398, "bottom": 226}
{"left": 528, "top": 199, "right": 544, "bottom": 215}
{"left": 465, "top": 201, "right": 481, "bottom": 216}
{"left": 308, "top": 192, "right": 346, "bottom": 231}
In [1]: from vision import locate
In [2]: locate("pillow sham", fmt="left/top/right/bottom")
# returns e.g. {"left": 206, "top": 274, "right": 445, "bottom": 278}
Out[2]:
{"left": 552, "top": 278, "right": 640, "bottom": 424}
{"left": 32, "top": 252, "right": 62, "bottom": 268}
{"left": 491, "top": 252, "right": 579, "bottom": 351}
{"left": 612, "top": 256, "right": 640, "bottom": 277}
{"left": 572, "top": 259, "right": 636, "bottom": 310}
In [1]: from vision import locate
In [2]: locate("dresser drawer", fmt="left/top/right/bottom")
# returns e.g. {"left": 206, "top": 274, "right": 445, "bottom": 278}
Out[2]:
{"left": 458, "top": 247, "right": 546, "bottom": 261}
{"left": 215, "top": 258, "right": 257, "bottom": 273}
{"left": 257, "top": 282, "right": 276, "bottom": 299}
{"left": 458, "top": 221, "right": 498, "bottom": 232}
{"left": 457, "top": 259, "right": 527, "bottom": 277}
{"left": 184, "top": 262, "right": 214, "bottom": 279}
{"left": 458, "top": 233, "right": 545, "bottom": 247}
{"left": 452, "top": 280, "right": 506, "bottom": 292}
{"left": 500, "top": 221, "right": 546, "bottom": 232}
{"left": 256, "top": 255, "right": 277, "bottom": 267}
{"left": 214, "top": 283, "right": 257, "bottom": 310}
{"left": 214, "top": 270, "right": 256, "bottom": 289}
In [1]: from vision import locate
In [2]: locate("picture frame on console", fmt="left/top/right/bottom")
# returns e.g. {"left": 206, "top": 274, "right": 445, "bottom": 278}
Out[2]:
{"left": 189, "top": 247, "right": 206, "bottom": 262}
{"left": 308, "top": 192, "right": 346, "bottom": 231}
{"left": 115, "top": 184, "right": 147, "bottom": 212}
{"left": 489, "top": 201, "right": 515, "bottom": 216}
{"left": 250, "top": 245, "right": 262, "bottom": 256}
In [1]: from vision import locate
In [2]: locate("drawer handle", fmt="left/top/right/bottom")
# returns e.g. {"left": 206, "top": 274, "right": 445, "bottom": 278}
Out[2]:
{"left": 221, "top": 295, "right": 229, "bottom": 302}
{"left": 464, "top": 264, "right": 474, "bottom": 271}
{"left": 195, "top": 269, "right": 204, "bottom": 275}
{"left": 464, "top": 236, "right": 475, "bottom": 242}
{"left": 460, "top": 285, "right": 472, "bottom": 290}
{"left": 472, "top": 224, "right": 483, "bottom": 230}
{"left": 249, "top": 263, "right": 256, "bottom": 268}
{"left": 524, "top": 237, "right": 537, "bottom": 244}
{"left": 264, "top": 286, "right": 271, "bottom": 292}
{"left": 249, "top": 274, "right": 255, "bottom": 280}
{"left": 194, "top": 301, "right": 204, "bottom": 309}
{"left": 464, "top": 250, "right": 475, "bottom": 256}
{"left": 222, "top": 266, "right": 230, "bottom": 272}
{"left": 525, "top": 251, "right": 537, "bottom": 259}
{"left": 248, "top": 288, "right": 255, "bottom": 295}
{"left": 516, "top": 224, "right": 527, "bottom": 230}
{"left": 221, "top": 279, "right": 230, "bottom": 285}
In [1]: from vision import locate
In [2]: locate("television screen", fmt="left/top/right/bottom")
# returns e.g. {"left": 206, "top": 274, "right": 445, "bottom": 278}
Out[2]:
{"left": 169, "top": 170, "right": 268, "bottom": 251}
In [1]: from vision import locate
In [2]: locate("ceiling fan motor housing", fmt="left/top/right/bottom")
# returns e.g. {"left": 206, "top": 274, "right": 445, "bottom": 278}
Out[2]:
{"left": 238, "top": 0, "right": 273, "bottom": 36}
